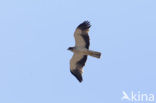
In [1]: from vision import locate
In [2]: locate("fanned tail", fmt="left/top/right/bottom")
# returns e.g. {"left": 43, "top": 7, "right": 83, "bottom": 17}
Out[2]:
{"left": 87, "top": 50, "right": 101, "bottom": 58}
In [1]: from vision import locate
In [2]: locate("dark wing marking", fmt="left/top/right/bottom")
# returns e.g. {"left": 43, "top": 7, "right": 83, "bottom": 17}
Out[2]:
{"left": 70, "top": 53, "right": 88, "bottom": 82}
{"left": 74, "top": 21, "right": 91, "bottom": 49}
{"left": 81, "top": 34, "right": 90, "bottom": 49}
{"left": 70, "top": 69, "right": 82, "bottom": 82}
{"left": 77, "top": 21, "right": 91, "bottom": 30}
{"left": 77, "top": 55, "right": 87, "bottom": 67}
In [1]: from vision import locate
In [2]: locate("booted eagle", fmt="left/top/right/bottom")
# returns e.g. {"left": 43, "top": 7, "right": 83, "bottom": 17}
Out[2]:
{"left": 68, "top": 21, "right": 101, "bottom": 82}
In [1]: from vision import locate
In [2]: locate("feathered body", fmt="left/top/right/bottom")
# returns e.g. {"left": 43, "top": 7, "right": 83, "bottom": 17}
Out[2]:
{"left": 68, "top": 21, "right": 101, "bottom": 82}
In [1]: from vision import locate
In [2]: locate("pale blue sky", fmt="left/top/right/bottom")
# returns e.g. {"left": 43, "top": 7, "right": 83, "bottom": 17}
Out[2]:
{"left": 0, "top": 0, "right": 156, "bottom": 103}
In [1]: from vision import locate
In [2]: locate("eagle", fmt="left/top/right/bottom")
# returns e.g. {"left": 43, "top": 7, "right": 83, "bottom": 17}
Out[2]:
{"left": 68, "top": 21, "right": 101, "bottom": 82}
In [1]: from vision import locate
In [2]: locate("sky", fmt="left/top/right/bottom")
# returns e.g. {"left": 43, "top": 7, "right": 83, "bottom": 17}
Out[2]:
{"left": 0, "top": 0, "right": 156, "bottom": 103}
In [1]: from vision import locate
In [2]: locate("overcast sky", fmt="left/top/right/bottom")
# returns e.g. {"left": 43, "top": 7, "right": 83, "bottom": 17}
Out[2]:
{"left": 0, "top": 0, "right": 156, "bottom": 103}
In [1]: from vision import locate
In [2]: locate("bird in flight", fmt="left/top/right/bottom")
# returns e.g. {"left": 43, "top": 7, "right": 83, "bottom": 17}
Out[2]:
{"left": 67, "top": 21, "right": 101, "bottom": 82}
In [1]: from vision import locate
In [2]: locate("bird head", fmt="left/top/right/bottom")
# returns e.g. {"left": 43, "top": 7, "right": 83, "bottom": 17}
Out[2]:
{"left": 67, "top": 47, "right": 74, "bottom": 52}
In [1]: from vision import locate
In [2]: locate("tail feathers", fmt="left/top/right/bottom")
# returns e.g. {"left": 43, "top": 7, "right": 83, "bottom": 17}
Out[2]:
{"left": 87, "top": 50, "right": 101, "bottom": 58}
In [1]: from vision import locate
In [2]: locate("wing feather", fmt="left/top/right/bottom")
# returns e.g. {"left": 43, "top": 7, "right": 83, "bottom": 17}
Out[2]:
{"left": 70, "top": 52, "right": 88, "bottom": 82}
{"left": 74, "top": 21, "right": 91, "bottom": 49}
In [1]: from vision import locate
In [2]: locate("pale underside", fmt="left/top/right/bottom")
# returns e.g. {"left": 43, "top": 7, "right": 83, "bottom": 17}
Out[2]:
{"left": 70, "top": 52, "right": 85, "bottom": 73}
{"left": 74, "top": 28, "right": 89, "bottom": 48}
{"left": 70, "top": 28, "right": 89, "bottom": 71}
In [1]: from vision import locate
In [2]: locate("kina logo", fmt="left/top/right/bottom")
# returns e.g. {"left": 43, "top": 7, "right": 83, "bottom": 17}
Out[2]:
{"left": 121, "top": 91, "right": 155, "bottom": 102}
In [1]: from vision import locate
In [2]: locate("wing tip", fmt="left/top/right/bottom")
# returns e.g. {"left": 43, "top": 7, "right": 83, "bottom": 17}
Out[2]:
{"left": 70, "top": 69, "right": 83, "bottom": 82}
{"left": 77, "top": 21, "right": 91, "bottom": 30}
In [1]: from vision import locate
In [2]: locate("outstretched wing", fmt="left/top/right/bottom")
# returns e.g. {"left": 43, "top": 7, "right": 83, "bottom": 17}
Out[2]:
{"left": 70, "top": 52, "right": 88, "bottom": 82}
{"left": 74, "top": 21, "right": 91, "bottom": 49}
